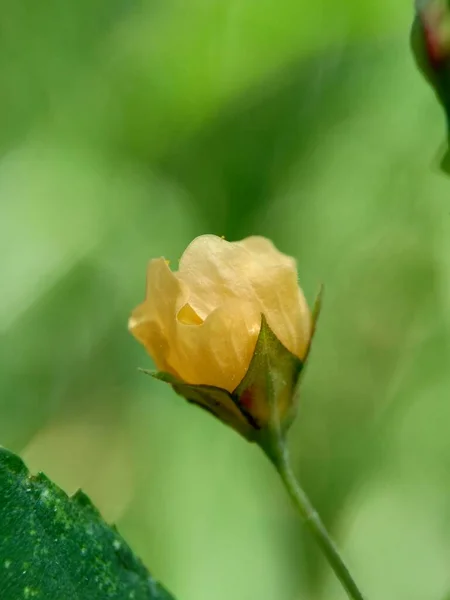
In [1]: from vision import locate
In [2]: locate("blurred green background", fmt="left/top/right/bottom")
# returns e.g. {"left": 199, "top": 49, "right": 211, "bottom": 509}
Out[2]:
{"left": 2, "top": 0, "right": 450, "bottom": 598}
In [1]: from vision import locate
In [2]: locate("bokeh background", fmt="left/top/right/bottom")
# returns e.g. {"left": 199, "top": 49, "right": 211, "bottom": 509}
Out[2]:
{"left": 2, "top": 1, "right": 450, "bottom": 598}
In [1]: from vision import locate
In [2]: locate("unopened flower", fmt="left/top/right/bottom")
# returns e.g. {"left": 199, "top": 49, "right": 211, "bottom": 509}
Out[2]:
{"left": 411, "top": 0, "right": 450, "bottom": 172}
{"left": 129, "top": 235, "right": 317, "bottom": 442}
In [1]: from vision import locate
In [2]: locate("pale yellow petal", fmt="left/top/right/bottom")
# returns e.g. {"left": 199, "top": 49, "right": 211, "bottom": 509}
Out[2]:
{"left": 235, "top": 236, "right": 294, "bottom": 268}
{"left": 128, "top": 258, "right": 189, "bottom": 375}
{"left": 176, "top": 234, "right": 249, "bottom": 317}
{"left": 249, "top": 267, "right": 311, "bottom": 360}
{"left": 128, "top": 309, "right": 175, "bottom": 375}
{"left": 177, "top": 234, "right": 311, "bottom": 360}
{"left": 167, "top": 299, "right": 261, "bottom": 392}
{"left": 144, "top": 258, "right": 189, "bottom": 331}
{"left": 177, "top": 303, "right": 203, "bottom": 325}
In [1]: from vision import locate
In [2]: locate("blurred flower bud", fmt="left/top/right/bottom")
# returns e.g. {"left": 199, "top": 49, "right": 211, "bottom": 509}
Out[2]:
{"left": 411, "top": 0, "right": 450, "bottom": 171}
{"left": 129, "top": 235, "right": 316, "bottom": 441}
{"left": 414, "top": 0, "right": 450, "bottom": 64}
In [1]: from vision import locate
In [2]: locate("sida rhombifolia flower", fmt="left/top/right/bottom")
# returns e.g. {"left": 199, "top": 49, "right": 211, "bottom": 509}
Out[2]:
{"left": 128, "top": 234, "right": 319, "bottom": 455}
{"left": 128, "top": 234, "right": 365, "bottom": 600}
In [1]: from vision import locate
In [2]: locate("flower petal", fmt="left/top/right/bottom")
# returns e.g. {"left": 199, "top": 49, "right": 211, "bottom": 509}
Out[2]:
{"left": 128, "top": 309, "right": 174, "bottom": 375}
{"left": 176, "top": 235, "right": 311, "bottom": 359}
{"left": 128, "top": 258, "right": 189, "bottom": 375}
{"left": 168, "top": 299, "right": 261, "bottom": 391}
{"left": 177, "top": 303, "right": 203, "bottom": 325}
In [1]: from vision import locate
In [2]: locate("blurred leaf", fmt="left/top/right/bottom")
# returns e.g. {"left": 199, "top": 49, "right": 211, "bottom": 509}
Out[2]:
{"left": 52, "top": 0, "right": 407, "bottom": 162}
{"left": 0, "top": 0, "right": 140, "bottom": 151}
{"left": 157, "top": 45, "right": 359, "bottom": 235}
{"left": 0, "top": 447, "right": 176, "bottom": 600}
{"left": 320, "top": 474, "right": 450, "bottom": 600}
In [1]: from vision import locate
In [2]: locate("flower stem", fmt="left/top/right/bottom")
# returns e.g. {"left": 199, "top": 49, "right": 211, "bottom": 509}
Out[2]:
{"left": 268, "top": 436, "right": 365, "bottom": 600}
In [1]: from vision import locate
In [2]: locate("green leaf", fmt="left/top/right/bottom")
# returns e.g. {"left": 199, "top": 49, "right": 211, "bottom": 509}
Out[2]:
{"left": 0, "top": 447, "right": 176, "bottom": 600}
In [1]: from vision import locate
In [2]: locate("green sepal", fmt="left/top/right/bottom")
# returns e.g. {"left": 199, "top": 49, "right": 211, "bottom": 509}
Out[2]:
{"left": 237, "top": 286, "right": 322, "bottom": 437}
{"left": 143, "top": 370, "right": 258, "bottom": 440}
{"left": 233, "top": 315, "right": 303, "bottom": 435}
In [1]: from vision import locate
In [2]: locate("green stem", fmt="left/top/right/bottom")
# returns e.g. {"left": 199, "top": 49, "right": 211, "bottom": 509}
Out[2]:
{"left": 267, "top": 435, "right": 365, "bottom": 600}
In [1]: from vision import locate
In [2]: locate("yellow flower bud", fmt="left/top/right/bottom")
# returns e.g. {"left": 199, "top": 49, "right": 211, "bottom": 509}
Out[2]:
{"left": 129, "top": 235, "right": 316, "bottom": 441}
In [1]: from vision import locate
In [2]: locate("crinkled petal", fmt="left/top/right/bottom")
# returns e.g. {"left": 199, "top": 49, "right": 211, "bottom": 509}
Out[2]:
{"left": 128, "top": 258, "right": 189, "bottom": 375}
{"left": 235, "top": 236, "right": 294, "bottom": 265}
{"left": 168, "top": 299, "right": 261, "bottom": 391}
{"left": 176, "top": 235, "right": 311, "bottom": 359}
{"left": 128, "top": 310, "right": 175, "bottom": 375}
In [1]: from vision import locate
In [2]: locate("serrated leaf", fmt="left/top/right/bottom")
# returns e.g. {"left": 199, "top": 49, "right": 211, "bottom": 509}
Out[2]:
{"left": 0, "top": 447, "right": 176, "bottom": 600}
